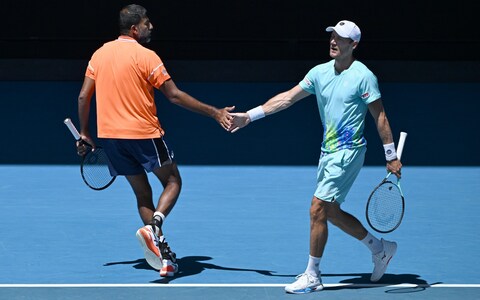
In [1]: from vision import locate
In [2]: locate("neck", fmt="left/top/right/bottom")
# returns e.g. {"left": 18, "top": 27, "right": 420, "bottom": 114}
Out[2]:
{"left": 334, "top": 56, "right": 355, "bottom": 73}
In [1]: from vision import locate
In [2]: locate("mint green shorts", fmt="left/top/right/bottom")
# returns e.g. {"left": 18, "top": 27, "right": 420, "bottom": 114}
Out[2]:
{"left": 314, "top": 147, "right": 366, "bottom": 204}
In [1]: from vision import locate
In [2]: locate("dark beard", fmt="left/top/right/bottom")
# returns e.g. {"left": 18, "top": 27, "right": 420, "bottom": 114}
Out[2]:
{"left": 137, "top": 31, "right": 151, "bottom": 44}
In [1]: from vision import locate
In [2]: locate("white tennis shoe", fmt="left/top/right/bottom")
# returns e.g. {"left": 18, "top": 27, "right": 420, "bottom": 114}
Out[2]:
{"left": 371, "top": 238, "right": 397, "bottom": 282}
{"left": 285, "top": 273, "right": 323, "bottom": 294}
{"left": 136, "top": 225, "right": 162, "bottom": 270}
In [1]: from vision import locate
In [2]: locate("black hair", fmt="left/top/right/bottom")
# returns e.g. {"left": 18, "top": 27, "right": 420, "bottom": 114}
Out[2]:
{"left": 119, "top": 4, "right": 147, "bottom": 35}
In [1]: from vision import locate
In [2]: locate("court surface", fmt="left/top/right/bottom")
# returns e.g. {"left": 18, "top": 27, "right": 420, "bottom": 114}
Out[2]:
{"left": 0, "top": 165, "right": 479, "bottom": 299}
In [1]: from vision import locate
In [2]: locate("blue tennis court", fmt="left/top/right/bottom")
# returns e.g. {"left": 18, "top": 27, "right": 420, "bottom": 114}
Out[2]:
{"left": 0, "top": 165, "right": 479, "bottom": 299}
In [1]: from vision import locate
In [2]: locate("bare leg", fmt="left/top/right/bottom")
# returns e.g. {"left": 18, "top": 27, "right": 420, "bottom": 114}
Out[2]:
{"left": 151, "top": 162, "right": 182, "bottom": 218}
{"left": 326, "top": 201, "right": 367, "bottom": 240}
{"left": 126, "top": 162, "right": 182, "bottom": 234}
{"left": 309, "top": 196, "right": 329, "bottom": 257}
{"left": 126, "top": 172, "right": 155, "bottom": 225}
{"left": 309, "top": 197, "right": 369, "bottom": 258}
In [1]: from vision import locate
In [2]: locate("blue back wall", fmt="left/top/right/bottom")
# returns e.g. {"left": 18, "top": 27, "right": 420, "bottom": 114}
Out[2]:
{"left": 1, "top": 76, "right": 478, "bottom": 166}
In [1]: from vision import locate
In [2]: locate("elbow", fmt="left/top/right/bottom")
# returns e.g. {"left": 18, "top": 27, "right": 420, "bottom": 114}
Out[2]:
{"left": 78, "top": 94, "right": 88, "bottom": 106}
{"left": 167, "top": 90, "right": 183, "bottom": 105}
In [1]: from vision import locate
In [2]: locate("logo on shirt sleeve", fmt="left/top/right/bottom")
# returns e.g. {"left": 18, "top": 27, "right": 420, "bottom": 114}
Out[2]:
{"left": 303, "top": 77, "right": 313, "bottom": 87}
{"left": 361, "top": 92, "right": 370, "bottom": 99}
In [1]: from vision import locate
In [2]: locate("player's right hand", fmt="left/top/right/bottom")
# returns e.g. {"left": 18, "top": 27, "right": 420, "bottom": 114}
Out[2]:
{"left": 228, "top": 112, "right": 251, "bottom": 133}
{"left": 76, "top": 136, "right": 95, "bottom": 156}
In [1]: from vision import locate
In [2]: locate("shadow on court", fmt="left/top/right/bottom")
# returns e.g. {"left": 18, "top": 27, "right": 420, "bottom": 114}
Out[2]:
{"left": 104, "top": 256, "right": 432, "bottom": 290}
{"left": 104, "top": 256, "right": 297, "bottom": 283}
{"left": 331, "top": 272, "right": 429, "bottom": 285}
{"left": 321, "top": 272, "right": 437, "bottom": 294}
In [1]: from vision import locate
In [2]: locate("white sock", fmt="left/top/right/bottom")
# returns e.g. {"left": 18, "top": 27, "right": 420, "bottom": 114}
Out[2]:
{"left": 152, "top": 211, "right": 166, "bottom": 236}
{"left": 305, "top": 255, "right": 321, "bottom": 277}
{"left": 361, "top": 232, "right": 383, "bottom": 254}
{"left": 153, "top": 211, "right": 166, "bottom": 223}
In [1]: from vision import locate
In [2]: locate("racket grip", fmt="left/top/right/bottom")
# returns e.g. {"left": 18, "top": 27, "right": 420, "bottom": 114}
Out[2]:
{"left": 64, "top": 118, "right": 81, "bottom": 141}
{"left": 397, "top": 132, "right": 408, "bottom": 160}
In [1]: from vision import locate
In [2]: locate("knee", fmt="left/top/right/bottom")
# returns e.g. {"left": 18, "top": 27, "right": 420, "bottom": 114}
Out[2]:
{"left": 310, "top": 198, "right": 328, "bottom": 223}
{"left": 156, "top": 164, "right": 183, "bottom": 190}
{"left": 325, "top": 203, "right": 342, "bottom": 225}
{"left": 170, "top": 172, "right": 182, "bottom": 190}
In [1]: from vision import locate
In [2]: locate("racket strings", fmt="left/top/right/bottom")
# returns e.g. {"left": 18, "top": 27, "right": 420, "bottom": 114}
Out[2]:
{"left": 82, "top": 149, "right": 114, "bottom": 190}
{"left": 367, "top": 182, "right": 404, "bottom": 232}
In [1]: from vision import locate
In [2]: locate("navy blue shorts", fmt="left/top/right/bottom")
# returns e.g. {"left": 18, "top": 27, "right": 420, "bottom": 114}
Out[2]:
{"left": 100, "top": 138, "right": 174, "bottom": 176}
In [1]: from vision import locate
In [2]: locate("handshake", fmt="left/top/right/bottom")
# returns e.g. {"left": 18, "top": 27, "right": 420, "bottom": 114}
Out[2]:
{"left": 215, "top": 105, "right": 265, "bottom": 133}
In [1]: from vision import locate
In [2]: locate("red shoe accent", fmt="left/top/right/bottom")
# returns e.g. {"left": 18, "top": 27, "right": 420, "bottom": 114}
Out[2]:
{"left": 139, "top": 228, "right": 160, "bottom": 257}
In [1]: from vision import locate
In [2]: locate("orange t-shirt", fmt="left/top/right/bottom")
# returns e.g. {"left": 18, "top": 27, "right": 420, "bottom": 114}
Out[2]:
{"left": 85, "top": 36, "right": 171, "bottom": 139}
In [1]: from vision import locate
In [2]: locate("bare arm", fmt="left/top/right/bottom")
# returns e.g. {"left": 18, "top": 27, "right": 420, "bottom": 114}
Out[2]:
{"left": 368, "top": 99, "right": 402, "bottom": 177}
{"left": 261, "top": 85, "right": 310, "bottom": 115}
{"left": 77, "top": 76, "right": 96, "bottom": 155}
{"left": 229, "top": 85, "right": 311, "bottom": 132}
{"left": 160, "top": 79, "right": 234, "bottom": 130}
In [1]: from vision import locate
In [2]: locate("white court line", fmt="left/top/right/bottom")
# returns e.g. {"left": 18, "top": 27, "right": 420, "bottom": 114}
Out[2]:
{"left": 0, "top": 283, "right": 479, "bottom": 288}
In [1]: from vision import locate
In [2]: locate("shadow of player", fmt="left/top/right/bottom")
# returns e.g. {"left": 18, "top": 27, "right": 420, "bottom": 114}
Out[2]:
{"left": 104, "top": 255, "right": 295, "bottom": 283}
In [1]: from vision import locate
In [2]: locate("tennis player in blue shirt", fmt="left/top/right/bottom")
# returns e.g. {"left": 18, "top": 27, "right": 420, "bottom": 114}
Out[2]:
{"left": 229, "top": 20, "right": 403, "bottom": 294}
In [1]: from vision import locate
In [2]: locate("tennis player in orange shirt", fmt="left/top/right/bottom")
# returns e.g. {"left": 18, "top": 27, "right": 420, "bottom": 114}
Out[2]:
{"left": 75, "top": 4, "right": 234, "bottom": 277}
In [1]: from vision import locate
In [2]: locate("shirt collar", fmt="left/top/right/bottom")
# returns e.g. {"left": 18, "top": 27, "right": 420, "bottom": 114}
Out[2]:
{"left": 117, "top": 35, "right": 137, "bottom": 43}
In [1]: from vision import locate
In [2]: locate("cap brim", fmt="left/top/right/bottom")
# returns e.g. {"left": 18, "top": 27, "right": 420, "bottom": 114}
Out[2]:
{"left": 325, "top": 26, "right": 352, "bottom": 39}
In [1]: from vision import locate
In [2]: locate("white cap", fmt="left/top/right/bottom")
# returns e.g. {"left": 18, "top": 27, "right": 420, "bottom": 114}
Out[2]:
{"left": 326, "top": 20, "right": 361, "bottom": 42}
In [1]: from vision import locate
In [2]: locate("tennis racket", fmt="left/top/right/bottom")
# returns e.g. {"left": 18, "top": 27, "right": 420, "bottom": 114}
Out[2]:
{"left": 366, "top": 132, "right": 407, "bottom": 233}
{"left": 64, "top": 118, "right": 116, "bottom": 190}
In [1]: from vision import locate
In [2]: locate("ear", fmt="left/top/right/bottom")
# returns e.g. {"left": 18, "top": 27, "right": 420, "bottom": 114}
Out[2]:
{"left": 130, "top": 24, "right": 138, "bottom": 35}
{"left": 352, "top": 41, "right": 359, "bottom": 50}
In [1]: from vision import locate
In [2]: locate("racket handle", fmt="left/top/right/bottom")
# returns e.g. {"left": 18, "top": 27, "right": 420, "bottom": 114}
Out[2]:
{"left": 397, "top": 132, "right": 408, "bottom": 160}
{"left": 64, "top": 118, "right": 81, "bottom": 141}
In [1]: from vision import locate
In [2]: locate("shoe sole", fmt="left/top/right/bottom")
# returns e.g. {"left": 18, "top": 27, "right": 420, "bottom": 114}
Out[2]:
{"left": 285, "top": 284, "right": 323, "bottom": 294}
{"left": 160, "top": 270, "right": 177, "bottom": 277}
{"left": 136, "top": 228, "right": 162, "bottom": 270}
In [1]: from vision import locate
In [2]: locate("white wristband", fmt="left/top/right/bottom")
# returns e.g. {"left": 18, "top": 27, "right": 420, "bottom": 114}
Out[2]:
{"left": 246, "top": 106, "right": 265, "bottom": 122}
{"left": 383, "top": 143, "right": 397, "bottom": 161}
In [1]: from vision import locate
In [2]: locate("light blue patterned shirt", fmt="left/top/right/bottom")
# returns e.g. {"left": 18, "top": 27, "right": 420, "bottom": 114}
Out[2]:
{"left": 299, "top": 60, "right": 381, "bottom": 153}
